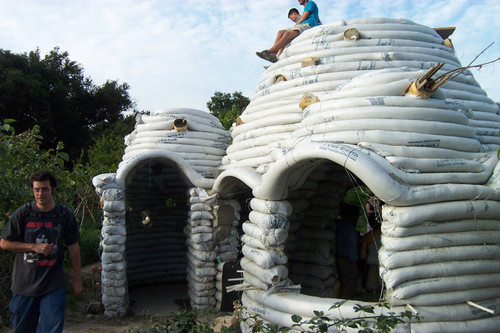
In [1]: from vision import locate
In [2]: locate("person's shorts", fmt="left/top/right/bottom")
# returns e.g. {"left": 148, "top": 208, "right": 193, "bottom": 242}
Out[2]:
{"left": 289, "top": 23, "right": 311, "bottom": 34}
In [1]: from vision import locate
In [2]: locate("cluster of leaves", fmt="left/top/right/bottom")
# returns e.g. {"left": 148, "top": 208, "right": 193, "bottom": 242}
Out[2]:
{"left": 207, "top": 91, "right": 249, "bottom": 130}
{"left": 0, "top": 47, "right": 134, "bottom": 161}
{"left": 244, "top": 300, "right": 420, "bottom": 333}
{"left": 130, "top": 309, "right": 238, "bottom": 333}
{"left": 130, "top": 301, "right": 419, "bottom": 333}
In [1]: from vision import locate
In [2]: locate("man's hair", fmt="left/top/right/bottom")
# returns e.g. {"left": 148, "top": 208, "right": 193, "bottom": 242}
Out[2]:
{"left": 288, "top": 8, "right": 300, "bottom": 17}
{"left": 30, "top": 170, "right": 57, "bottom": 188}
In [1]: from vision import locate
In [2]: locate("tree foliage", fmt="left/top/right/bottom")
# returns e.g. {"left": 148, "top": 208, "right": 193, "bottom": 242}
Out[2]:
{"left": 207, "top": 91, "right": 249, "bottom": 130}
{"left": 0, "top": 47, "right": 134, "bottom": 161}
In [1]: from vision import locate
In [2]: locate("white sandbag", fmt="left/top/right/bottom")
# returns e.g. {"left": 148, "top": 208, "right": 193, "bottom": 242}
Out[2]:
{"left": 281, "top": 129, "right": 482, "bottom": 153}
{"left": 242, "top": 222, "right": 288, "bottom": 246}
{"left": 102, "top": 225, "right": 126, "bottom": 236}
{"left": 241, "top": 244, "right": 287, "bottom": 269}
{"left": 409, "top": 315, "right": 500, "bottom": 333}
{"left": 379, "top": 245, "right": 500, "bottom": 269}
{"left": 381, "top": 260, "right": 500, "bottom": 289}
{"left": 102, "top": 200, "right": 125, "bottom": 212}
{"left": 243, "top": 270, "right": 270, "bottom": 291}
{"left": 240, "top": 257, "right": 288, "bottom": 285}
{"left": 249, "top": 198, "right": 293, "bottom": 216}
{"left": 101, "top": 252, "right": 124, "bottom": 264}
{"left": 187, "top": 218, "right": 212, "bottom": 227}
{"left": 186, "top": 238, "right": 214, "bottom": 251}
{"left": 382, "top": 219, "right": 500, "bottom": 237}
{"left": 189, "top": 210, "right": 214, "bottom": 220}
{"left": 101, "top": 189, "right": 124, "bottom": 201}
{"left": 388, "top": 273, "right": 500, "bottom": 300}
{"left": 186, "top": 225, "right": 213, "bottom": 234}
{"left": 188, "top": 248, "right": 216, "bottom": 262}
{"left": 360, "top": 142, "right": 481, "bottom": 159}
{"left": 248, "top": 211, "right": 289, "bottom": 229}
{"left": 189, "top": 232, "right": 213, "bottom": 244}
{"left": 381, "top": 231, "right": 500, "bottom": 251}
{"left": 241, "top": 234, "right": 275, "bottom": 251}
{"left": 385, "top": 156, "right": 486, "bottom": 173}
{"left": 383, "top": 200, "right": 500, "bottom": 227}
{"left": 124, "top": 142, "right": 227, "bottom": 156}
{"left": 390, "top": 287, "right": 500, "bottom": 306}
{"left": 187, "top": 267, "right": 213, "bottom": 284}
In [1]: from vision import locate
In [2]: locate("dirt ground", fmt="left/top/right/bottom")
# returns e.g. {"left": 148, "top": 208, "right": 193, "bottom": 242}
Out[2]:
{"left": 1, "top": 263, "right": 229, "bottom": 333}
{"left": 63, "top": 263, "right": 161, "bottom": 332}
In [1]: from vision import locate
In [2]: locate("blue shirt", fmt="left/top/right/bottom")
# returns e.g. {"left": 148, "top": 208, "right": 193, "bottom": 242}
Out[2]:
{"left": 302, "top": 1, "right": 319, "bottom": 27}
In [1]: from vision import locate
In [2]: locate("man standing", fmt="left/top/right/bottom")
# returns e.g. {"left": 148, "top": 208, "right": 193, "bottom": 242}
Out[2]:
{"left": 0, "top": 170, "right": 82, "bottom": 333}
{"left": 256, "top": 0, "right": 320, "bottom": 62}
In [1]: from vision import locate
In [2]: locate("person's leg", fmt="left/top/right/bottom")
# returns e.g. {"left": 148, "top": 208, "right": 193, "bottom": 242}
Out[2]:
{"left": 9, "top": 293, "right": 40, "bottom": 333}
{"left": 336, "top": 257, "right": 359, "bottom": 299}
{"left": 268, "top": 30, "right": 300, "bottom": 54}
{"left": 37, "top": 286, "right": 66, "bottom": 333}
{"left": 274, "top": 29, "right": 286, "bottom": 45}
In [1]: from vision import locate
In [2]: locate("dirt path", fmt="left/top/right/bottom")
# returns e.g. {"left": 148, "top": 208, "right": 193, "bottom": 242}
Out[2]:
{"left": 62, "top": 264, "right": 144, "bottom": 332}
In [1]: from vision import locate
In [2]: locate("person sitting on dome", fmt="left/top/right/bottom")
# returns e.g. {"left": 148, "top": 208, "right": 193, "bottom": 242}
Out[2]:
{"left": 256, "top": 0, "right": 319, "bottom": 63}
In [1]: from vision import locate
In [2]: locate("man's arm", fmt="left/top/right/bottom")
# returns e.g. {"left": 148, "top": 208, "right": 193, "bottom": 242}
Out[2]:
{"left": 295, "top": 11, "right": 310, "bottom": 25}
{"left": 67, "top": 242, "right": 83, "bottom": 295}
{"left": 0, "top": 239, "right": 53, "bottom": 256}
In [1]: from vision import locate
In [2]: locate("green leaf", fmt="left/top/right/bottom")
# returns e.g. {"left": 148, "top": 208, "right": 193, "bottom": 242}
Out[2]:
{"left": 291, "top": 314, "right": 302, "bottom": 323}
{"left": 59, "top": 152, "right": 69, "bottom": 161}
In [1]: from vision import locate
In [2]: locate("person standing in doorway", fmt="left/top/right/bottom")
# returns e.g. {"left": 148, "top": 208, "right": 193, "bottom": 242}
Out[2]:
{"left": 0, "top": 170, "right": 82, "bottom": 333}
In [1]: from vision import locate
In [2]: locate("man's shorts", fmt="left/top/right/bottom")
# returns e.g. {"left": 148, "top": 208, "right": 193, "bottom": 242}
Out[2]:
{"left": 289, "top": 23, "right": 311, "bottom": 34}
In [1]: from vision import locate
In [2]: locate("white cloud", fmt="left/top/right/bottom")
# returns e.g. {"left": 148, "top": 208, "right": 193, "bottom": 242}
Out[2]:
{"left": 0, "top": 0, "right": 498, "bottom": 115}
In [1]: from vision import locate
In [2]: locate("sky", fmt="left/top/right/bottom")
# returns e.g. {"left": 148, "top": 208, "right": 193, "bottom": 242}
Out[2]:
{"left": 0, "top": 0, "right": 498, "bottom": 113}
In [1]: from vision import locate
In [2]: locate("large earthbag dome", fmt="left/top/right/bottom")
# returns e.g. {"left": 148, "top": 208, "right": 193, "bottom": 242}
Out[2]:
{"left": 92, "top": 108, "right": 237, "bottom": 316}
{"left": 214, "top": 18, "right": 500, "bottom": 332}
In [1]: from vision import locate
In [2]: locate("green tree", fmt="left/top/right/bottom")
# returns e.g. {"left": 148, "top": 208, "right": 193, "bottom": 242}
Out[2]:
{"left": 0, "top": 47, "right": 134, "bottom": 161}
{"left": 207, "top": 91, "right": 249, "bottom": 130}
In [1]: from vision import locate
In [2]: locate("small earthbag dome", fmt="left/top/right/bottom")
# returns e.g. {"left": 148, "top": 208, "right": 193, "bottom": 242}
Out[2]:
{"left": 92, "top": 108, "right": 232, "bottom": 316}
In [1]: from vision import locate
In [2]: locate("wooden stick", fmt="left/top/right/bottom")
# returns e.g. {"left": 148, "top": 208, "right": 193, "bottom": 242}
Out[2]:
{"left": 227, "top": 278, "right": 245, "bottom": 282}
{"left": 467, "top": 301, "right": 495, "bottom": 314}
{"left": 406, "top": 304, "right": 418, "bottom": 314}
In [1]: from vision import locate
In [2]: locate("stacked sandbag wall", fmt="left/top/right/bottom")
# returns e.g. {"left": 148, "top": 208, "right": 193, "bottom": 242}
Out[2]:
{"left": 92, "top": 173, "right": 128, "bottom": 317}
{"left": 186, "top": 187, "right": 218, "bottom": 308}
{"left": 239, "top": 198, "right": 292, "bottom": 291}
{"left": 379, "top": 200, "right": 500, "bottom": 331}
